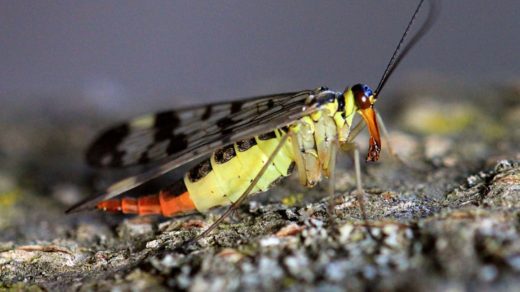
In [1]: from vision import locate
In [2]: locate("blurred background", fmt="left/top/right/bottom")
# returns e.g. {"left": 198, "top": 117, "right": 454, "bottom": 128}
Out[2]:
{"left": 1, "top": 0, "right": 518, "bottom": 113}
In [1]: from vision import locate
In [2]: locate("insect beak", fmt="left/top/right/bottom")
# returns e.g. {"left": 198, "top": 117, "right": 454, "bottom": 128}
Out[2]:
{"left": 358, "top": 105, "right": 381, "bottom": 162}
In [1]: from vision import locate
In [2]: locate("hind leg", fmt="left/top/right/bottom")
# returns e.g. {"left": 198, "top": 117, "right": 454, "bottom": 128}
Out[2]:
{"left": 186, "top": 134, "right": 290, "bottom": 245}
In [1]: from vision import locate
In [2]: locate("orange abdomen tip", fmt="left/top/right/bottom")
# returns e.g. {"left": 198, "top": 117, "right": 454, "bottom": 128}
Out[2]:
{"left": 96, "top": 180, "right": 196, "bottom": 216}
{"left": 97, "top": 199, "right": 123, "bottom": 213}
{"left": 158, "top": 190, "right": 196, "bottom": 216}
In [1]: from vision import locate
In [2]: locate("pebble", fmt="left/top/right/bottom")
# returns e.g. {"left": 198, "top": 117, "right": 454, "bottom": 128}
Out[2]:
{"left": 257, "top": 257, "right": 284, "bottom": 281}
{"left": 276, "top": 223, "right": 304, "bottom": 237}
{"left": 146, "top": 240, "right": 160, "bottom": 249}
{"left": 338, "top": 223, "right": 354, "bottom": 243}
{"left": 118, "top": 219, "right": 154, "bottom": 238}
{"left": 325, "top": 260, "right": 349, "bottom": 282}
{"left": 260, "top": 236, "right": 281, "bottom": 247}
{"left": 284, "top": 252, "right": 313, "bottom": 281}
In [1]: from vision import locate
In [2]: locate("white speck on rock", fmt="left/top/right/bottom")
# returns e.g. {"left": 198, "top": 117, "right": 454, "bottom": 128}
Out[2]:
{"left": 161, "top": 254, "right": 177, "bottom": 268}
{"left": 338, "top": 223, "right": 354, "bottom": 243}
{"left": 260, "top": 236, "right": 281, "bottom": 247}
{"left": 145, "top": 240, "right": 160, "bottom": 249}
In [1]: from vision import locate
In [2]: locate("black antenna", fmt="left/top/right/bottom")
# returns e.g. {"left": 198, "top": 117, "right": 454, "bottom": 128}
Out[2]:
{"left": 375, "top": 0, "right": 439, "bottom": 97}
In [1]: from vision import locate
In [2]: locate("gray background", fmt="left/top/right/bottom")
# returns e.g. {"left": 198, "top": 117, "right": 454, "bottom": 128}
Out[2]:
{"left": 1, "top": 1, "right": 518, "bottom": 114}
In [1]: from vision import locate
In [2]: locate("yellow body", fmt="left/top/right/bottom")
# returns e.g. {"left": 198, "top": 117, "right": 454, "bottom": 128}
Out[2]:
{"left": 185, "top": 88, "right": 358, "bottom": 212}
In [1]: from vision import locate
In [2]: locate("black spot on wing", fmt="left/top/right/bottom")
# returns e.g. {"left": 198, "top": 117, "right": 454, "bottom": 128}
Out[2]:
{"left": 267, "top": 99, "right": 275, "bottom": 109}
{"left": 86, "top": 124, "right": 129, "bottom": 167}
{"left": 187, "top": 159, "right": 213, "bottom": 182}
{"left": 154, "top": 111, "right": 180, "bottom": 142}
{"left": 166, "top": 133, "right": 189, "bottom": 155}
{"left": 217, "top": 117, "right": 234, "bottom": 135}
{"left": 231, "top": 101, "right": 243, "bottom": 114}
{"left": 213, "top": 144, "right": 236, "bottom": 164}
{"left": 155, "top": 111, "right": 180, "bottom": 128}
{"left": 201, "top": 105, "right": 212, "bottom": 120}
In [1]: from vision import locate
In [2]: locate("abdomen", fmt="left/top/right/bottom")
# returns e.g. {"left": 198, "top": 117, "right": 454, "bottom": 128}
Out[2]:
{"left": 97, "top": 128, "right": 296, "bottom": 215}
{"left": 185, "top": 128, "right": 295, "bottom": 212}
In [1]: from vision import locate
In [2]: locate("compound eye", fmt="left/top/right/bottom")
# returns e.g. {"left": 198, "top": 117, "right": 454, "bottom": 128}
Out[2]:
{"left": 363, "top": 85, "right": 374, "bottom": 97}
{"left": 352, "top": 84, "right": 372, "bottom": 110}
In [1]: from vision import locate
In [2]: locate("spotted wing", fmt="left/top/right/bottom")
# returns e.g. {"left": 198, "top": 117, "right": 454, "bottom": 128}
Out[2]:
{"left": 68, "top": 88, "right": 330, "bottom": 213}
{"left": 87, "top": 90, "right": 318, "bottom": 168}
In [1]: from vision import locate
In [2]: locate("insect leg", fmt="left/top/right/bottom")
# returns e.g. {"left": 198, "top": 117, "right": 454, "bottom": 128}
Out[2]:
{"left": 346, "top": 119, "right": 366, "bottom": 144}
{"left": 187, "top": 133, "right": 290, "bottom": 244}
{"left": 376, "top": 112, "right": 426, "bottom": 175}
{"left": 289, "top": 130, "right": 308, "bottom": 186}
{"left": 326, "top": 140, "right": 338, "bottom": 231}
{"left": 375, "top": 112, "right": 407, "bottom": 164}
{"left": 341, "top": 141, "right": 377, "bottom": 240}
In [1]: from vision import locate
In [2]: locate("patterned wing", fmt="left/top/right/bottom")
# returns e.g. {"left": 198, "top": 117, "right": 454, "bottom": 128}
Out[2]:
{"left": 68, "top": 88, "right": 332, "bottom": 213}
{"left": 87, "top": 90, "right": 319, "bottom": 168}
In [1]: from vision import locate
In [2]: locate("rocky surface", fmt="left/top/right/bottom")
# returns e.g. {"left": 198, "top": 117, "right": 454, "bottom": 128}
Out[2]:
{"left": 0, "top": 80, "right": 519, "bottom": 291}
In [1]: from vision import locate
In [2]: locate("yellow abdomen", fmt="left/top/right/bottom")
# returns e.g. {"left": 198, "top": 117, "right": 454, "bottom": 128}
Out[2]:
{"left": 184, "top": 129, "right": 295, "bottom": 212}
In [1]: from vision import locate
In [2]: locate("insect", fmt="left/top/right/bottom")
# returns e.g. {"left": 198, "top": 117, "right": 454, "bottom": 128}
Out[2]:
{"left": 68, "top": 0, "right": 438, "bottom": 241}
